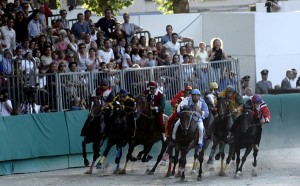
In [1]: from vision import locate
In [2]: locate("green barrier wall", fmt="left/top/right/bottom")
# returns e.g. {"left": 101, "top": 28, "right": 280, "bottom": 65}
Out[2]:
{"left": 0, "top": 94, "right": 300, "bottom": 175}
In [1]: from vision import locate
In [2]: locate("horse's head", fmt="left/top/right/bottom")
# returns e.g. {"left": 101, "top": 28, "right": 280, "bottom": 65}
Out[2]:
{"left": 110, "top": 102, "right": 126, "bottom": 128}
{"left": 204, "top": 92, "right": 215, "bottom": 111}
{"left": 135, "top": 95, "right": 149, "bottom": 114}
{"left": 239, "top": 108, "right": 254, "bottom": 133}
{"left": 217, "top": 97, "right": 228, "bottom": 118}
{"left": 179, "top": 105, "right": 194, "bottom": 136}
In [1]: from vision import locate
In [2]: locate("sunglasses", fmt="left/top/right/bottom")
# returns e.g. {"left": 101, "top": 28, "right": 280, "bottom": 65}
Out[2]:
{"left": 185, "top": 91, "right": 192, "bottom": 94}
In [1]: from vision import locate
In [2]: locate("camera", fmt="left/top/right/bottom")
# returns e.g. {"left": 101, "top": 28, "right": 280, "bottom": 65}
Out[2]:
{"left": 23, "top": 86, "right": 36, "bottom": 99}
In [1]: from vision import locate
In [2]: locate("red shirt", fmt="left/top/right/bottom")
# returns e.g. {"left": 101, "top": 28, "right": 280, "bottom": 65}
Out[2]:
{"left": 253, "top": 102, "right": 271, "bottom": 121}
{"left": 170, "top": 90, "right": 185, "bottom": 108}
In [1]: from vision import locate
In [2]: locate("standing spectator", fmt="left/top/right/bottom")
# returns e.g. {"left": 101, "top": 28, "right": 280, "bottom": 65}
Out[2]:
{"left": 162, "top": 33, "right": 180, "bottom": 57}
{"left": 37, "top": 4, "right": 47, "bottom": 33}
{"left": 14, "top": 9, "right": 38, "bottom": 43}
{"left": 290, "top": 68, "right": 297, "bottom": 88}
{"left": 84, "top": 9, "right": 93, "bottom": 25}
{"left": 207, "top": 38, "right": 229, "bottom": 61}
{"left": 41, "top": 1, "right": 53, "bottom": 26}
{"left": 95, "top": 8, "right": 116, "bottom": 38}
{"left": 185, "top": 42, "right": 194, "bottom": 57}
{"left": 0, "top": 89, "right": 13, "bottom": 116}
{"left": 0, "top": 49, "right": 13, "bottom": 75}
{"left": 1, "top": 17, "right": 16, "bottom": 52}
{"left": 255, "top": 69, "right": 273, "bottom": 94}
{"left": 161, "top": 25, "right": 192, "bottom": 44}
{"left": 59, "top": 9, "right": 69, "bottom": 29}
{"left": 195, "top": 42, "right": 208, "bottom": 63}
{"left": 71, "top": 13, "right": 90, "bottom": 40}
{"left": 14, "top": 0, "right": 22, "bottom": 12}
{"left": 121, "top": 12, "right": 143, "bottom": 44}
{"left": 28, "top": 14, "right": 41, "bottom": 39}
{"left": 110, "top": 21, "right": 125, "bottom": 41}
{"left": 281, "top": 69, "right": 293, "bottom": 89}
{"left": 21, "top": 1, "right": 30, "bottom": 18}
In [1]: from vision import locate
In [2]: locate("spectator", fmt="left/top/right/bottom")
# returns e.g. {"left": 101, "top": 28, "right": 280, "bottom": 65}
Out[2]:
{"left": 171, "top": 54, "right": 180, "bottom": 65}
{"left": 86, "top": 47, "right": 101, "bottom": 72}
{"left": 122, "top": 44, "right": 133, "bottom": 69}
{"left": 90, "top": 24, "right": 97, "bottom": 42}
{"left": 243, "top": 87, "right": 253, "bottom": 99}
{"left": 290, "top": 68, "right": 297, "bottom": 88}
{"left": 146, "top": 51, "right": 156, "bottom": 67}
{"left": 110, "top": 21, "right": 125, "bottom": 41}
{"left": 161, "top": 25, "right": 192, "bottom": 44}
{"left": 21, "top": 1, "right": 30, "bottom": 18}
{"left": 138, "top": 35, "right": 147, "bottom": 50}
{"left": 82, "top": 32, "right": 92, "bottom": 52}
{"left": 162, "top": 53, "right": 172, "bottom": 66}
{"left": 162, "top": 33, "right": 180, "bottom": 57}
{"left": 21, "top": 38, "right": 32, "bottom": 56}
{"left": 77, "top": 43, "right": 89, "bottom": 72}
{"left": 14, "top": 0, "right": 22, "bottom": 12}
{"left": 95, "top": 8, "right": 116, "bottom": 38}
{"left": 121, "top": 12, "right": 143, "bottom": 44}
{"left": 130, "top": 35, "right": 139, "bottom": 48}
{"left": 0, "top": 49, "right": 13, "bottom": 75}
{"left": 207, "top": 38, "right": 229, "bottom": 62}
{"left": 178, "top": 45, "right": 187, "bottom": 64}
{"left": 131, "top": 47, "right": 140, "bottom": 65}
{"left": 97, "top": 38, "right": 114, "bottom": 64}
{"left": 255, "top": 69, "right": 273, "bottom": 94}
{"left": 1, "top": 17, "right": 16, "bottom": 52}
{"left": 32, "top": 48, "right": 42, "bottom": 59}
{"left": 20, "top": 51, "right": 34, "bottom": 75}
{"left": 241, "top": 75, "right": 250, "bottom": 95}
{"left": 84, "top": 9, "right": 93, "bottom": 25}
{"left": 71, "top": 13, "right": 90, "bottom": 40}
{"left": 41, "top": 1, "right": 53, "bottom": 26}
{"left": 59, "top": 9, "right": 69, "bottom": 29}
{"left": 70, "top": 97, "right": 86, "bottom": 110}
{"left": 67, "top": 34, "right": 78, "bottom": 55}
{"left": 147, "top": 38, "right": 157, "bottom": 52}
{"left": 185, "top": 42, "right": 194, "bottom": 57}
{"left": 281, "top": 69, "right": 293, "bottom": 89}
{"left": 28, "top": 14, "right": 41, "bottom": 39}
{"left": 40, "top": 46, "right": 52, "bottom": 69}
{"left": 265, "top": 0, "right": 281, "bottom": 13}
{"left": 13, "top": 46, "right": 23, "bottom": 59}
{"left": 138, "top": 48, "right": 148, "bottom": 68}
{"left": 57, "top": 62, "right": 67, "bottom": 73}
{"left": 55, "top": 30, "right": 68, "bottom": 52}
{"left": 0, "top": 89, "right": 13, "bottom": 116}
{"left": 195, "top": 42, "right": 208, "bottom": 63}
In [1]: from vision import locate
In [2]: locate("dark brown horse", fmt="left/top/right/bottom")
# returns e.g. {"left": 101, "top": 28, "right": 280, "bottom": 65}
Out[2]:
{"left": 120, "top": 95, "right": 168, "bottom": 174}
{"left": 167, "top": 105, "right": 205, "bottom": 181}
{"left": 225, "top": 104, "right": 259, "bottom": 178}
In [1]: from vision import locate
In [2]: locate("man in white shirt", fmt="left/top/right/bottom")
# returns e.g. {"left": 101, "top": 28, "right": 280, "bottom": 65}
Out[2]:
{"left": 0, "top": 89, "right": 13, "bottom": 116}
{"left": 97, "top": 38, "right": 114, "bottom": 64}
{"left": 0, "top": 18, "right": 16, "bottom": 52}
{"left": 162, "top": 33, "right": 180, "bottom": 57}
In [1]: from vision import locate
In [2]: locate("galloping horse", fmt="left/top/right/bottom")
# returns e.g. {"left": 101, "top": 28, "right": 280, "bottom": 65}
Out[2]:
{"left": 207, "top": 97, "right": 234, "bottom": 176}
{"left": 167, "top": 106, "right": 205, "bottom": 181}
{"left": 81, "top": 105, "right": 108, "bottom": 174}
{"left": 96, "top": 102, "right": 129, "bottom": 174}
{"left": 121, "top": 95, "right": 168, "bottom": 174}
{"left": 225, "top": 103, "right": 259, "bottom": 178}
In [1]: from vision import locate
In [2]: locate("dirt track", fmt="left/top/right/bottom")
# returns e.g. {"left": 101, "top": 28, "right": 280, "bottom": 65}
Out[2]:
{"left": 1, "top": 147, "right": 300, "bottom": 186}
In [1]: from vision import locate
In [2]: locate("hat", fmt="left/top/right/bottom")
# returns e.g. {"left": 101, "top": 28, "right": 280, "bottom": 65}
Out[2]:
{"left": 148, "top": 81, "right": 157, "bottom": 88}
{"left": 184, "top": 85, "right": 192, "bottom": 91}
{"left": 261, "top": 69, "right": 269, "bottom": 75}
{"left": 242, "top": 75, "right": 250, "bottom": 81}
{"left": 119, "top": 89, "right": 127, "bottom": 97}
{"left": 100, "top": 78, "right": 109, "bottom": 86}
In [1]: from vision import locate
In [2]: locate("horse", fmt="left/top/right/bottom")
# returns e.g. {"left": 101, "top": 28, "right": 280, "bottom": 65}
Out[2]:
{"left": 96, "top": 102, "right": 129, "bottom": 174}
{"left": 207, "top": 97, "right": 234, "bottom": 176}
{"left": 167, "top": 105, "right": 205, "bottom": 181}
{"left": 225, "top": 103, "right": 259, "bottom": 178}
{"left": 81, "top": 105, "right": 108, "bottom": 174}
{"left": 120, "top": 95, "right": 168, "bottom": 175}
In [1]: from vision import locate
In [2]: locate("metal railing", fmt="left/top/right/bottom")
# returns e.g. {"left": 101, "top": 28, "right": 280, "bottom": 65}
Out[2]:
{"left": 2, "top": 59, "right": 240, "bottom": 113}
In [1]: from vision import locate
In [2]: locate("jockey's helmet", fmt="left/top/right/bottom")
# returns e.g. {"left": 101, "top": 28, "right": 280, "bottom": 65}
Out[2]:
{"left": 209, "top": 81, "right": 218, "bottom": 90}
{"left": 120, "top": 89, "right": 128, "bottom": 97}
{"left": 251, "top": 94, "right": 262, "bottom": 104}
{"left": 185, "top": 85, "right": 192, "bottom": 91}
{"left": 148, "top": 81, "right": 158, "bottom": 88}
{"left": 100, "top": 78, "right": 109, "bottom": 86}
{"left": 225, "top": 85, "right": 235, "bottom": 93}
{"left": 191, "top": 89, "right": 201, "bottom": 95}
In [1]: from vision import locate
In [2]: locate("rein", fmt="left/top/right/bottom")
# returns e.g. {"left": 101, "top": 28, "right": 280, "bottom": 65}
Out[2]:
{"left": 180, "top": 110, "right": 197, "bottom": 130}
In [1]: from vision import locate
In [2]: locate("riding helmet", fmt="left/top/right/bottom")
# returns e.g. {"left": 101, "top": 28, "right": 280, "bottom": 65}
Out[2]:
{"left": 225, "top": 85, "right": 235, "bottom": 93}
{"left": 148, "top": 81, "right": 158, "bottom": 88}
{"left": 251, "top": 94, "right": 262, "bottom": 104}
{"left": 191, "top": 89, "right": 201, "bottom": 95}
{"left": 120, "top": 89, "right": 128, "bottom": 97}
{"left": 185, "top": 85, "right": 192, "bottom": 91}
{"left": 209, "top": 81, "right": 218, "bottom": 90}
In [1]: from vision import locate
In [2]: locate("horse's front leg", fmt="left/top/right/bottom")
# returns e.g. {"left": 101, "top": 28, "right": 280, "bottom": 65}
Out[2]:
{"left": 120, "top": 142, "right": 136, "bottom": 174}
{"left": 149, "top": 140, "right": 168, "bottom": 174}
{"left": 114, "top": 146, "right": 122, "bottom": 174}
{"left": 207, "top": 139, "right": 218, "bottom": 164}
{"left": 191, "top": 148, "right": 199, "bottom": 174}
{"left": 179, "top": 152, "right": 187, "bottom": 181}
{"left": 224, "top": 143, "right": 235, "bottom": 173}
{"left": 84, "top": 142, "right": 100, "bottom": 174}
{"left": 171, "top": 147, "right": 179, "bottom": 178}
{"left": 252, "top": 146, "right": 259, "bottom": 177}
{"left": 237, "top": 146, "right": 253, "bottom": 177}
{"left": 197, "top": 147, "right": 205, "bottom": 181}
{"left": 82, "top": 139, "right": 89, "bottom": 166}
{"left": 219, "top": 143, "right": 226, "bottom": 176}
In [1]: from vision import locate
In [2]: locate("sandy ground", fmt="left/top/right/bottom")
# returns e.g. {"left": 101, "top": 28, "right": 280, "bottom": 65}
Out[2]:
{"left": 1, "top": 147, "right": 300, "bottom": 186}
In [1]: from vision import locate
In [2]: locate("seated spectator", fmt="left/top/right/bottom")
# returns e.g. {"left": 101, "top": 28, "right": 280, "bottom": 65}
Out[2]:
{"left": 138, "top": 49, "right": 148, "bottom": 68}
{"left": 171, "top": 54, "right": 180, "bottom": 65}
{"left": 86, "top": 48, "right": 101, "bottom": 72}
{"left": 40, "top": 46, "right": 52, "bottom": 69}
{"left": 97, "top": 38, "right": 114, "bottom": 64}
{"left": 122, "top": 44, "right": 133, "bottom": 69}
{"left": 138, "top": 35, "right": 147, "bottom": 50}
{"left": 146, "top": 51, "right": 157, "bottom": 67}
{"left": 131, "top": 47, "right": 140, "bottom": 65}
{"left": 130, "top": 35, "right": 139, "bottom": 48}
{"left": 110, "top": 21, "right": 125, "bottom": 41}
{"left": 147, "top": 38, "right": 157, "bottom": 52}
{"left": 55, "top": 30, "right": 68, "bottom": 52}
{"left": 281, "top": 69, "right": 293, "bottom": 89}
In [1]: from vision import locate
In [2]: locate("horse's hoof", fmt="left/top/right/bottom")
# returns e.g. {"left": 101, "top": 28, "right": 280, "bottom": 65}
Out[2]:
{"left": 84, "top": 170, "right": 92, "bottom": 174}
{"left": 120, "top": 169, "right": 126, "bottom": 174}
{"left": 165, "top": 172, "right": 171, "bottom": 177}
{"left": 136, "top": 155, "right": 141, "bottom": 160}
{"left": 84, "top": 160, "right": 90, "bottom": 167}
{"left": 180, "top": 177, "right": 186, "bottom": 182}
{"left": 96, "top": 163, "right": 102, "bottom": 169}
{"left": 215, "top": 153, "right": 220, "bottom": 160}
{"left": 190, "top": 169, "right": 197, "bottom": 175}
{"left": 114, "top": 169, "right": 120, "bottom": 175}
{"left": 251, "top": 169, "right": 257, "bottom": 177}
{"left": 147, "top": 155, "right": 153, "bottom": 160}
{"left": 160, "top": 160, "right": 166, "bottom": 166}
{"left": 219, "top": 171, "right": 226, "bottom": 176}
{"left": 197, "top": 176, "right": 202, "bottom": 181}
{"left": 175, "top": 171, "right": 181, "bottom": 178}
{"left": 148, "top": 170, "right": 154, "bottom": 175}
{"left": 234, "top": 171, "right": 242, "bottom": 179}
{"left": 141, "top": 158, "right": 148, "bottom": 162}
{"left": 207, "top": 157, "right": 214, "bottom": 164}
{"left": 168, "top": 175, "right": 175, "bottom": 179}
{"left": 130, "top": 157, "right": 137, "bottom": 162}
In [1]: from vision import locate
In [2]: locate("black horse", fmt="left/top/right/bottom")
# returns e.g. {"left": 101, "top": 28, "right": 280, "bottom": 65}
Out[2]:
{"left": 81, "top": 105, "right": 108, "bottom": 174}
{"left": 120, "top": 95, "right": 168, "bottom": 175}
{"left": 167, "top": 106, "right": 205, "bottom": 181}
{"left": 225, "top": 105, "right": 259, "bottom": 178}
{"left": 96, "top": 102, "right": 129, "bottom": 174}
{"left": 207, "top": 97, "right": 234, "bottom": 176}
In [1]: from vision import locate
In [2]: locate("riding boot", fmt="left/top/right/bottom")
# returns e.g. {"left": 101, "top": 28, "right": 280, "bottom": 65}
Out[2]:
{"left": 171, "top": 120, "right": 180, "bottom": 141}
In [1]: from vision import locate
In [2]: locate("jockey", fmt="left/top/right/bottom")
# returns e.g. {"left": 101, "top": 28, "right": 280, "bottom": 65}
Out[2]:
{"left": 146, "top": 81, "right": 166, "bottom": 141}
{"left": 206, "top": 81, "right": 219, "bottom": 116}
{"left": 171, "top": 89, "right": 209, "bottom": 151}
{"left": 108, "top": 88, "right": 136, "bottom": 139}
{"left": 229, "top": 94, "right": 270, "bottom": 150}
{"left": 207, "top": 85, "right": 244, "bottom": 138}
{"left": 218, "top": 85, "right": 244, "bottom": 118}
{"left": 165, "top": 85, "right": 193, "bottom": 139}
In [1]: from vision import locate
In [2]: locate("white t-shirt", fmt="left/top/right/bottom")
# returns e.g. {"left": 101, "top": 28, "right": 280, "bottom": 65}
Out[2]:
{"left": 97, "top": 48, "right": 114, "bottom": 64}
{"left": 122, "top": 53, "right": 131, "bottom": 68}
{"left": 0, "top": 100, "right": 12, "bottom": 116}
{"left": 164, "top": 41, "right": 180, "bottom": 56}
{"left": 195, "top": 51, "right": 208, "bottom": 63}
